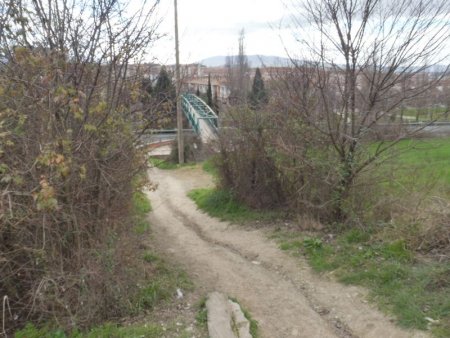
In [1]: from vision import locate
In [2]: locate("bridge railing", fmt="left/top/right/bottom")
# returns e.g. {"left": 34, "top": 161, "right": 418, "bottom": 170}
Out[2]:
{"left": 181, "top": 93, "right": 218, "bottom": 141}
{"left": 181, "top": 97, "right": 200, "bottom": 133}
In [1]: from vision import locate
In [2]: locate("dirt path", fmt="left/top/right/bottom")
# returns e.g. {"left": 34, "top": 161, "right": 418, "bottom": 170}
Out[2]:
{"left": 146, "top": 167, "right": 429, "bottom": 338}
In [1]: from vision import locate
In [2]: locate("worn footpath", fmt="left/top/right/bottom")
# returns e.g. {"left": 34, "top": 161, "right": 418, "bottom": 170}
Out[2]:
{"left": 146, "top": 167, "right": 429, "bottom": 338}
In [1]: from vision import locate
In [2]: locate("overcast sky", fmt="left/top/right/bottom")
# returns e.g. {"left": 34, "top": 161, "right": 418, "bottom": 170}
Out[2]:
{"left": 147, "top": 0, "right": 295, "bottom": 64}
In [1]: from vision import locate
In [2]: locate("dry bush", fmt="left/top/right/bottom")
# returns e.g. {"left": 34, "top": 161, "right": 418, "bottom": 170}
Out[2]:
{"left": 269, "top": 115, "right": 340, "bottom": 221}
{"left": 418, "top": 223, "right": 450, "bottom": 259}
{"left": 214, "top": 87, "right": 437, "bottom": 228}
{"left": 0, "top": 0, "right": 160, "bottom": 333}
{"left": 216, "top": 104, "right": 352, "bottom": 221}
{"left": 411, "top": 199, "right": 450, "bottom": 258}
{"left": 369, "top": 191, "right": 450, "bottom": 261}
{"left": 216, "top": 107, "right": 284, "bottom": 209}
{"left": 0, "top": 48, "right": 149, "bottom": 332}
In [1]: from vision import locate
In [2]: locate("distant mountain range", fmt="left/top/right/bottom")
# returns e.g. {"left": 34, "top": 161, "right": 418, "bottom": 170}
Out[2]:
{"left": 199, "top": 55, "right": 449, "bottom": 73}
{"left": 199, "top": 55, "right": 293, "bottom": 68}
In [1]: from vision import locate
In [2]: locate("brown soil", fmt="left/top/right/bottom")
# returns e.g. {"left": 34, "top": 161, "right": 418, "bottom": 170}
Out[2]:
{"left": 146, "top": 166, "right": 430, "bottom": 338}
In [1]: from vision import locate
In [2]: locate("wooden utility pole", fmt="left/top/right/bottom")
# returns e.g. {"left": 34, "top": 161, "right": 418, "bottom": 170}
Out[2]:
{"left": 174, "top": 0, "right": 184, "bottom": 163}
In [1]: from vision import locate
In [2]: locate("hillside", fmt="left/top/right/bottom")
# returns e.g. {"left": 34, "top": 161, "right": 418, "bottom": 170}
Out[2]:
{"left": 200, "top": 55, "right": 293, "bottom": 68}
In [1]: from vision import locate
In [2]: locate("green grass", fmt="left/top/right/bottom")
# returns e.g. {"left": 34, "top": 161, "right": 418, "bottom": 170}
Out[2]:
{"left": 279, "top": 240, "right": 303, "bottom": 251}
{"left": 15, "top": 325, "right": 66, "bottom": 338}
{"left": 369, "top": 138, "right": 450, "bottom": 198}
{"left": 241, "top": 305, "right": 259, "bottom": 338}
{"left": 80, "top": 323, "right": 164, "bottom": 337}
{"left": 274, "top": 228, "right": 450, "bottom": 337}
{"left": 391, "top": 138, "right": 450, "bottom": 185}
{"left": 132, "top": 188, "right": 194, "bottom": 312}
{"left": 133, "top": 191, "right": 152, "bottom": 234}
{"left": 202, "top": 157, "right": 219, "bottom": 177}
{"left": 132, "top": 190, "right": 193, "bottom": 311}
{"left": 397, "top": 107, "right": 449, "bottom": 122}
{"left": 188, "top": 188, "right": 279, "bottom": 223}
{"left": 136, "top": 257, "right": 193, "bottom": 311}
{"left": 149, "top": 157, "right": 196, "bottom": 170}
{"left": 134, "top": 189, "right": 193, "bottom": 311}
{"left": 195, "top": 296, "right": 208, "bottom": 329}
{"left": 16, "top": 321, "right": 192, "bottom": 338}
{"left": 229, "top": 297, "right": 259, "bottom": 338}
{"left": 133, "top": 191, "right": 152, "bottom": 214}
{"left": 142, "top": 251, "right": 159, "bottom": 263}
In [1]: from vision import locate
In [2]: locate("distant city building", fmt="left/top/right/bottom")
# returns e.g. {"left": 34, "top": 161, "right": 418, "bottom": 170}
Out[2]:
{"left": 131, "top": 61, "right": 450, "bottom": 110}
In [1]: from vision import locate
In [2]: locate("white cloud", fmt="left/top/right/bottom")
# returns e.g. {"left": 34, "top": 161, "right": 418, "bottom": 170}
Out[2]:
{"left": 142, "top": 0, "right": 294, "bottom": 64}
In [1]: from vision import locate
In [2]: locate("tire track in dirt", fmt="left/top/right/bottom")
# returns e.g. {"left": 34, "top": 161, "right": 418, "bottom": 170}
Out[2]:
{"left": 146, "top": 167, "right": 429, "bottom": 338}
{"left": 162, "top": 190, "right": 355, "bottom": 338}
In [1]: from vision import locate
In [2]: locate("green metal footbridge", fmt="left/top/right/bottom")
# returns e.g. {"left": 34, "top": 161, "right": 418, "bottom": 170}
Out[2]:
{"left": 141, "top": 94, "right": 218, "bottom": 149}
{"left": 181, "top": 93, "right": 218, "bottom": 142}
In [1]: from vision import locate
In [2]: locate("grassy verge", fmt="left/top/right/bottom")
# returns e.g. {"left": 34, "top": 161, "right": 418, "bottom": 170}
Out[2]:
{"left": 133, "top": 190, "right": 152, "bottom": 234}
{"left": 371, "top": 138, "right": 450, "bottom": 195}
{"left": 195, "top": 297, "right": 208, "bottom": 330}
{"left": 149, "top": 157, "right": 196, "bottom": 170}
{"left": 15, "top": 322, "right": 165, "bottom": 338}
{"left": 201, "top": 157, "right": 219, "bottom": 177}
{"left": 190, "top": 158, "right": 280, "bottom": 223}
{"left": 136, "top": 251, "right": 193, "bottom": 311}
{"left": 188, "top": 188, "right": 279, "bottom": 223}
{"left": 392, "top": 138, "right": 450, "bottom": 187}
{"left": 272, "top": 228, "right": 450, "bottom": 337}
{"left": 15, "top": 319, "right": 200, "bottom": 338}
{"left": 397, "top": 107, "right": 449, "bottom": 122}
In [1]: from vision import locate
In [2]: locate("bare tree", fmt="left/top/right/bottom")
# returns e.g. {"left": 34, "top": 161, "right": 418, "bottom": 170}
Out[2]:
{"left": 226, "top": 28, "right": 250, "bottom": 104}
{"left": 280, "top": 0, "right": 450, "bottom": 219}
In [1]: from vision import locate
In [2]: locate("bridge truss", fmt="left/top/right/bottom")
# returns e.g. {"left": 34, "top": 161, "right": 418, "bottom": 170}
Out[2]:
{"left": 181, "top": 93, "right": 218, "bottom": 142}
